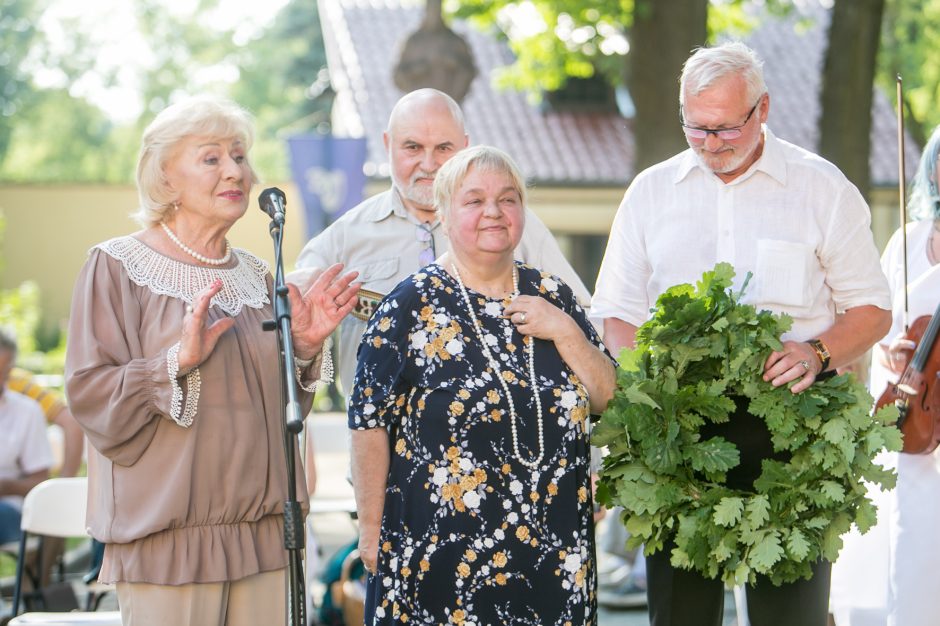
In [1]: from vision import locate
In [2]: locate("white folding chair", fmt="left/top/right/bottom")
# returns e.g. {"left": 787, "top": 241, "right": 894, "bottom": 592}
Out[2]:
{"left": 8, "top": 477, "right": 120, "bottom": 625}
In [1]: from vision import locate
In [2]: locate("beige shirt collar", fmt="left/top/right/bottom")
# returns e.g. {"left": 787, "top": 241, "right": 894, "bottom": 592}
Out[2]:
{"left": 363, "top": 187, "right": 440, "bottom": 227}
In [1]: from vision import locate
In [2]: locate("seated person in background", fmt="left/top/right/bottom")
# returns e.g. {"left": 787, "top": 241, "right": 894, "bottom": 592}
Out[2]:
{"left": 8, "top": 368, "right": 84, "bottom": 478}
{"left": 0, "top": 328, "right": 54, "bottom": 544}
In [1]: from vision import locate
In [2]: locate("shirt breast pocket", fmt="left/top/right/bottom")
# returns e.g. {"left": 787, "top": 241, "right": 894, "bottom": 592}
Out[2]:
{"left": 755, "top": 239, "right": 815, "bottom": 309}
{"left": 356, "top": 258, "right": 400, "bottom": 291}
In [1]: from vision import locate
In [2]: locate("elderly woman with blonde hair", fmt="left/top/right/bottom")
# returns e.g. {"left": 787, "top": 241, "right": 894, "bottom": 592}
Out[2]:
{"left": 349, "top": 145, "right": 616, "bottom": 625}
{"left": 65, "top": 95, "right": 359, "bottom": 625}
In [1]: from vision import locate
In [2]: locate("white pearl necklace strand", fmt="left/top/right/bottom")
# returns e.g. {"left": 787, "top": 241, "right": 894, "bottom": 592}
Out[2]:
{"left": 161, "top": 222, "right": 232, "bottom": 266}
{"left": 452, "top": 263, "right": 545, "bottom": 470}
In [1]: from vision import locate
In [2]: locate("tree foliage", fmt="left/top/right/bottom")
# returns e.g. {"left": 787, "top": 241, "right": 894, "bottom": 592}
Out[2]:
{"left": 878, "top": 0, "right": 940, "bottom": 145}
{"left": 231, "top": 0, "right": 332, "bottom": 179}
{"left": 451, "top": 0, "right": 633, "bottom": 95}
{"left": 0, "top": 0, "right": 44, "bottom": 163}
{"left": 450, "top": 1, "right": 795, "bottom": 170}
{"left": 0, "top": 211, "right": 63, "bottom": 365}
{"left": 0, "top": 0, "right": 330, "bottom": 183}
{"left": 449, "top": 1, "right": 801, "bottom": 98}
{"left": 1, "top": 89, "right": 137, "bottom": 182}
{"left": 5, "top": 0, "right": 939, "bottom": 184}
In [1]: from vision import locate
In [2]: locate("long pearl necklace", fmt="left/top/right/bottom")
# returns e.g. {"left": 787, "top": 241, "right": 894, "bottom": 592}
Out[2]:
{"left": 161, "top": 222, "right": 232, "bottom": 266}
{"left": 452, "top": 263, "right": 544, "bottom": 470}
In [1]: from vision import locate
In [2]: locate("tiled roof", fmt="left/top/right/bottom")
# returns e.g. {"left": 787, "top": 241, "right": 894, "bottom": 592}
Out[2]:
{"left": 320, "top": 0, "right": 917, "bottom": 188}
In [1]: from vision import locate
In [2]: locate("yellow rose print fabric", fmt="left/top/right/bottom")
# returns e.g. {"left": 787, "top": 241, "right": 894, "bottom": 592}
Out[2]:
{"left": 349, "top": 262, "right": 614, "bottom": 625}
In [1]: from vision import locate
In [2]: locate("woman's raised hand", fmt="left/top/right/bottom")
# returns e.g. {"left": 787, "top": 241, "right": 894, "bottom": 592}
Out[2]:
{"left": 177, "top": 279, "right": 236, "bottom": 374}
{"left": 290, "top": 263, "right": 360, "bottom": 359}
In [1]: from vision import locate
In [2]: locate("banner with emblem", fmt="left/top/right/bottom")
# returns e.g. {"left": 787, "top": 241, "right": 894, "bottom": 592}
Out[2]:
{"left": 287, "top": 134, "right": 368, "bottom": 238}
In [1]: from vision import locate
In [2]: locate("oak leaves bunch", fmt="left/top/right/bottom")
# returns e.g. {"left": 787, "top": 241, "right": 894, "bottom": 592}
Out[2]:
{"left": 593, "top": 263, "right": 900, "bottom": 586}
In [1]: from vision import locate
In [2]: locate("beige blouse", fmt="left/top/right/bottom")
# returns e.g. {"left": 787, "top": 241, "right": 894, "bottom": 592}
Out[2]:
{"left": 65, "top": 236, "right": 326, "bottom": 585}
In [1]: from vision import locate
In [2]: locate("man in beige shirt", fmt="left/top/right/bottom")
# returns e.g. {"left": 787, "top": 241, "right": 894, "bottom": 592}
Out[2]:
{"left": 291, "top": 88, "right": 591, "bottom": 395}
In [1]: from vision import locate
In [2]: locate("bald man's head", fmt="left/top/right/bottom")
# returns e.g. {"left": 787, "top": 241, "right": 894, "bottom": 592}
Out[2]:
{"left": 383, "top": 89, "right": 469, "bottom": 217}
{"left": 386, "top": 88, "right": 465, "bottom": 136}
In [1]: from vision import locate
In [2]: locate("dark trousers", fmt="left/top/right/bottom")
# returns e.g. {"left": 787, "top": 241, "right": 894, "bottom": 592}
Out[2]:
{"left": 647, "top": 542, "right": 831, "bottom": 626}
{"left": 646, "top": 395, "right": 832, "bottom": 626}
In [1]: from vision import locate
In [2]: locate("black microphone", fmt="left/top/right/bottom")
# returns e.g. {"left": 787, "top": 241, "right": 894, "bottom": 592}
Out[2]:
{"left": 259, "top": 187, "right": 286, "bottom": 224}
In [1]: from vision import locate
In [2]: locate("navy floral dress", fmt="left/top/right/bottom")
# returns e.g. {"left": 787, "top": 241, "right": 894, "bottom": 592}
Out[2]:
{"left": 348, "top": 262, "right": 612, "bottom": 626}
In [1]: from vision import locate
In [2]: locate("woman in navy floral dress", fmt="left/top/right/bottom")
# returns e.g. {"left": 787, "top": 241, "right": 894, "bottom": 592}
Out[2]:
{"left": 348, "top": 146, "right": 616, "bottom": 625}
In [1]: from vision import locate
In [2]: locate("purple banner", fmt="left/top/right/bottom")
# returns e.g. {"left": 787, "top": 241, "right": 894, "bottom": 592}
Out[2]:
{"left": 287, "top": 134, "right": 368, "bottom": 238}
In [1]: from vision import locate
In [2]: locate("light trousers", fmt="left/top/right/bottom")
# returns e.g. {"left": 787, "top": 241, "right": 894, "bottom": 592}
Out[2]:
{"left": 116, "top": 567, "right": 286, "bottom": 626}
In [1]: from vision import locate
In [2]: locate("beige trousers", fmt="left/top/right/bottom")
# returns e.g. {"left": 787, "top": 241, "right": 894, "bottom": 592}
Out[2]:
{"left": 116, "top": 568, "right": 286, "bottom": 626}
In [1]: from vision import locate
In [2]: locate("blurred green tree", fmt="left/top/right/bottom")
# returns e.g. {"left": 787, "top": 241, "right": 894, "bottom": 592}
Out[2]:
{"left": 454, "top": 0, "right": 912, "bottom": 196}
{"left": 0, "top": 0, "right": 43, "bottom": 166}
{"left": 879, "top": 0, "right": 940, "bottom": 146}
{"left": 0, "top": 0, "right": 330, "bottom": 183}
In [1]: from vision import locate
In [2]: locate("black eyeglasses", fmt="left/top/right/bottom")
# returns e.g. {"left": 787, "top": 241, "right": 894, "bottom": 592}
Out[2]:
{"left": 681, "top": 96, "right": 763, "bottom": 141}
{"left": 416, "top": 222, "right": 436, "bottom": 266}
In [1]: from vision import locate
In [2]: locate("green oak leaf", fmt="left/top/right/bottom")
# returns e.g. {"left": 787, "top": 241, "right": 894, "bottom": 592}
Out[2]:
{"left": 750, "top": 531, "right": 785, "bottom": 572}
{"left": 713, "top": 497, "right": 744, "bottom": 527}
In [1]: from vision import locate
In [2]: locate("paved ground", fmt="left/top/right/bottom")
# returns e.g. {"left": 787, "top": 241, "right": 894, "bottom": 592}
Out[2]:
{"left": 307, "top": 411, "right": 742, "bottom": 626}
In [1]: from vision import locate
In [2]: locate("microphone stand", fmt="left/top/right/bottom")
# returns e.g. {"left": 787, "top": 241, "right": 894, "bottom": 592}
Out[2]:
{"left": 262, "top": 208, "right": 306, "bottom": 626}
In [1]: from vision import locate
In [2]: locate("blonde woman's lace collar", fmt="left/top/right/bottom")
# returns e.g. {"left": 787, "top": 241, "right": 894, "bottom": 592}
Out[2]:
{"left": 96, "top": 236, "right": 270, "bottom": 317}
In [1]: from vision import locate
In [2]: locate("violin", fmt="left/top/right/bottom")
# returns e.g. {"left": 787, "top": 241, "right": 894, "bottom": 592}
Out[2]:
{"left": 876, "top": 304, "right": 940, "bottom": 454}
{"left": 876, "top": 75, "right": 940, "bottom": 454}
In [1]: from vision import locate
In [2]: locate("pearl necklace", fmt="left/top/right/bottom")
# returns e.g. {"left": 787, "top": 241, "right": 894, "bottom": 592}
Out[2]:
{"left": 161, "top": 222, "right": 232, "bottom": 266}
{"left": 451, "top": 263, "right": 544, "bottom": 470}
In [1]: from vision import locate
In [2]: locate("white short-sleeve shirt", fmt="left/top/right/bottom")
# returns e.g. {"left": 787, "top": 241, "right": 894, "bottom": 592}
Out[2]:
{"left": 592, "top": 127, "right": 891, "bottom": 341}
{"left": 0, "top": 389, "right": 54, "bottom": 510}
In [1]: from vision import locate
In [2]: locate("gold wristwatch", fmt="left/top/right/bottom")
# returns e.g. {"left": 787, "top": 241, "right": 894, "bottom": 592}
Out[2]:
{"left": 807, "top": 338, "right": 831, "bottom": 372}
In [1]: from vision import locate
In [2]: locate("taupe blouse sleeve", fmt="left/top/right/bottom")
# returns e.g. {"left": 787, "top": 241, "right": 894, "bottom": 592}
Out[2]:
{"left": 64, "top": 237, "right": 334, "bottom": 584}
{"left": 66, "top": 247, "right": 181, "bottom": 466}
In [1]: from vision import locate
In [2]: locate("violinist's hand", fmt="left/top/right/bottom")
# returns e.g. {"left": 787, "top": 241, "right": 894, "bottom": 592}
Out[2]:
{"left": 882, "top": 335, "right": 916, "bottom": 375}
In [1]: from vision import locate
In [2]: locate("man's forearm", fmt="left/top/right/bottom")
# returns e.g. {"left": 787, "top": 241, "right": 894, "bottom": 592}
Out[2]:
{"left": 602, "top": 317, "right": 639, "bottom": 356}
{"left": 816, "top": 305, "right": 892, "bottom": 371}
{"left": 0, "top": 469, "right": 48, "bottom": 497}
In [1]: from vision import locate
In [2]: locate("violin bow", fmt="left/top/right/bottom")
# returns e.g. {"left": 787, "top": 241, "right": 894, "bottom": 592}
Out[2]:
{"left": 897, "top": 74, "right": 909, "bottom": 331}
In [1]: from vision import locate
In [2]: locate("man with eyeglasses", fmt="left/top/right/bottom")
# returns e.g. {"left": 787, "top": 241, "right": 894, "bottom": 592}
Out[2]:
{"left": 291, "top": 88, "right": 590, "bottom": 398}
{"left": 591, "top": 42, "right": 890, "bottom": 626}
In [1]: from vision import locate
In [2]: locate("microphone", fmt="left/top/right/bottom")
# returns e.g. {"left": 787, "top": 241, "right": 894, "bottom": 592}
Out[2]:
{"left": 259, "top": 187, "right": 286, "bottom": 225}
